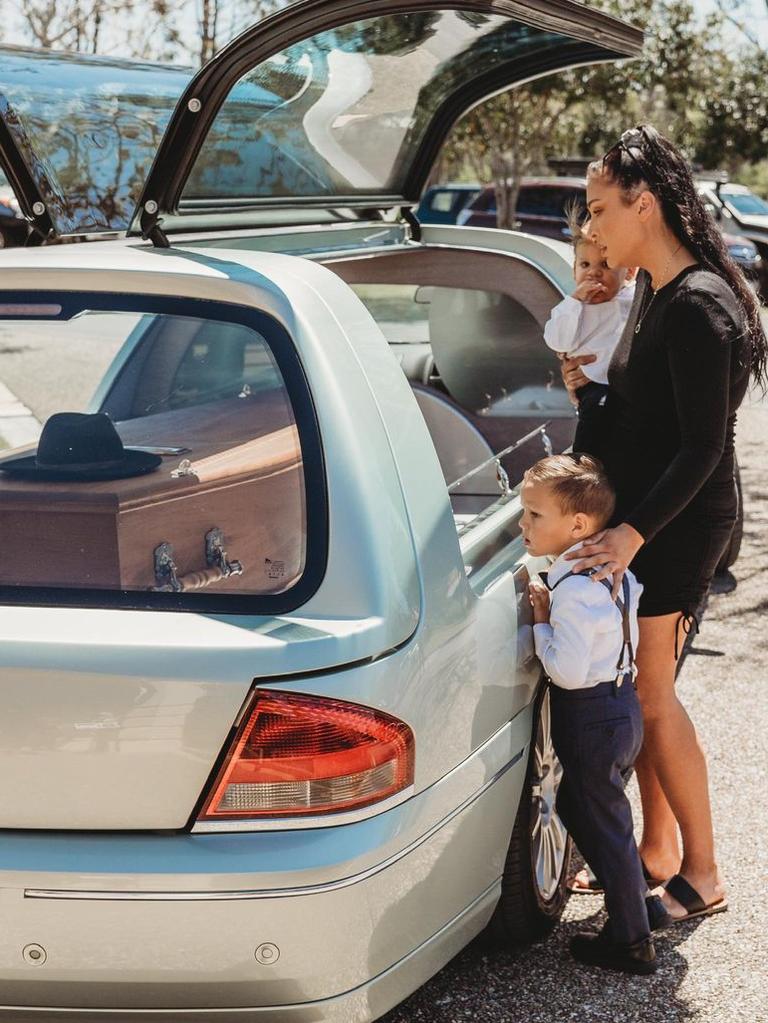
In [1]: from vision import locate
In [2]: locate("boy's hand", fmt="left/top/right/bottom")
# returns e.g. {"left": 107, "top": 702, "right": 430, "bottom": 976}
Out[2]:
{"left": 572, "top": 280, "right": 608, "bottom": 304}
{"left": 528, "top": 578, "right": 551, "bottom": 624}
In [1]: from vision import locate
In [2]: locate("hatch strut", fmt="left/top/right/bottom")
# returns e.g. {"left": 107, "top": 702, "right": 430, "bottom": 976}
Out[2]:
{"left": 401, "top": 206, "right": 422, "bottom": 242}
{"left": 139, "top": 202, "right": 171, "bottom": 248}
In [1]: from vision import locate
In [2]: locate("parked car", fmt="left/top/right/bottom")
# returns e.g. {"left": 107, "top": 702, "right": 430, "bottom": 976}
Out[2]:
{"left": 0, "top": 4, "right": 644, "bottom": 1021}
{"left": 460, "top": 176, "right": 764, "bottom": 284}
{"left": 457, "top": 176, "right": 586, "bottom": 239}
{"left": 0, "top": 170, "right": 26, "bottom": 247}
{"left": 697, "top": 178, "right": 768, "bottom": 296}
{"left": 415, "top": 182, "right": 481, "bottom": 224}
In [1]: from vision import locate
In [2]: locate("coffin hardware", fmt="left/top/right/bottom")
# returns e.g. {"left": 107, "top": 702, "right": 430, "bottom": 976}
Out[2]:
{"left": 151, "top": 528, "right": 244, "bottom": 592}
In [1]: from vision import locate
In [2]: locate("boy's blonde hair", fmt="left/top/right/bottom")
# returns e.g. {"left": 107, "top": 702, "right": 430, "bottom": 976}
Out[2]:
{"left": 565, "top": 199, "right": 590, "bottom": 252}
{"left": 523, "top": 453, "right": 616, "bottom": 528}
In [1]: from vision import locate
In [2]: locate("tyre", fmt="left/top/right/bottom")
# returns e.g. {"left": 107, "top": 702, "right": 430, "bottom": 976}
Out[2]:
{"left": 716, "top": 460, "right": 743, "bottom": 573}
{"left": 491, "top": 683, "right": 571, "bottom": 944}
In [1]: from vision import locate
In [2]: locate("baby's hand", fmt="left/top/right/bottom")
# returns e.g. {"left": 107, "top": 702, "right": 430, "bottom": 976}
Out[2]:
{"left": 572, "top": 280, "right": 608, "bottom": 304}
{"left": 528, "top": 578, "right": 551, "bottom": 624}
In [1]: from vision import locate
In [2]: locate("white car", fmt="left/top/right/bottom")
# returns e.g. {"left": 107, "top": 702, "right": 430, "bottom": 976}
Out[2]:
{"left": 0, "top": 2, "right": 642, "bottom": 1019}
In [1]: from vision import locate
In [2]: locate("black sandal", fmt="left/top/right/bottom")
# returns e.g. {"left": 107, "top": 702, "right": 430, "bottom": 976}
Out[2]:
{"left": 662, "top": 874, "right": 728, "bottom": 924}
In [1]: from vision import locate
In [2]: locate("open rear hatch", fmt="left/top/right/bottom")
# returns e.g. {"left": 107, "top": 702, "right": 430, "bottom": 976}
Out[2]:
{"left": 0, "top": 0, "right": 642, "bottom": 242}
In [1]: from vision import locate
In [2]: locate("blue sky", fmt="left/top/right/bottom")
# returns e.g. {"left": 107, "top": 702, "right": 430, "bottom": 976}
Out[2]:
{"left": 694, "top": 0, "right": 768, "bottom": 47}
{"left": 2, "top": 0, "right": 768, "bottom": 59}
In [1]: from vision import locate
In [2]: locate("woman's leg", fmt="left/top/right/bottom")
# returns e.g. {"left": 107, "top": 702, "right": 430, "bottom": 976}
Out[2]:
{"left": 635, "top": 612, "right": 726, "bottom": 917}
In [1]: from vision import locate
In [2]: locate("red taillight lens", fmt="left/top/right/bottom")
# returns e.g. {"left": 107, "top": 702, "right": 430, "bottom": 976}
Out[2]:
{"left": 198, "top": 690, "right": 415, "bottom": 820}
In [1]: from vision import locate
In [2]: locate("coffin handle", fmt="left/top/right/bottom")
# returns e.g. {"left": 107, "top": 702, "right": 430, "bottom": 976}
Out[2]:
{"left": 151, "top": 529, "right": 244, "bottom": 592}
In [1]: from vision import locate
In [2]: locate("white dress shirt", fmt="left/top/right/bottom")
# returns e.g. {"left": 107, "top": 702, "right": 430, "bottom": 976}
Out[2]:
{"left": 533, "top": 542, "right": 643, "bottom": 691}
{"left": 543, "top": 281, "right": 636, "bottom": 385}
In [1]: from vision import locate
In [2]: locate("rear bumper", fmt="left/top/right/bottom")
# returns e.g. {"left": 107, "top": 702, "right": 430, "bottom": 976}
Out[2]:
{"left": 0, "top": 718, "right": 531, "bottom": 1021}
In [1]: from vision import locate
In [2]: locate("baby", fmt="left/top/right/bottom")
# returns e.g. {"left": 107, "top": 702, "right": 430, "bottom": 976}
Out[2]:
{"left": 544, "top": 206, "right": 636, "bottom": 451}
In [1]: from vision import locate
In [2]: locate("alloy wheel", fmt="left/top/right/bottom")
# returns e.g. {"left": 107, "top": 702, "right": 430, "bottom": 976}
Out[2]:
{"left": 529, "top": 688, "right": 568, "bottom": 901}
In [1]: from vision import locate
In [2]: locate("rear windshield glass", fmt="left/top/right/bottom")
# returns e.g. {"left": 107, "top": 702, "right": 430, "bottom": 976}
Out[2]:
{"left": 0, "top": 295, "right": 324, "bottom": 612}
{"left": 183, "top": 12, "right": 578, "bottom": 203}
{"left": 722, "top": 190, "right": 768, "bottom": 216}
{"left": 0, "top": 50, "right": 192, "bottom": 233}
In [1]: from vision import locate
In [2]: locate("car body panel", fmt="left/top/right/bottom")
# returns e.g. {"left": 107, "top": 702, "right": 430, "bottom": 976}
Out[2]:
{"left": 0, "top": 241, "right": 554, "bottom": 831}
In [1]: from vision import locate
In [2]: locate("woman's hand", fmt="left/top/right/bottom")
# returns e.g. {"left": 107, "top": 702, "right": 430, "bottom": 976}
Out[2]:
{"left": 564, "top": 523, "right": 645, "bottom": 599}
{"left": 560, "top": 353, "right": 597, "bottom": 404}
{"left": 528, "top": 578, "right": 551, "bottom": 624}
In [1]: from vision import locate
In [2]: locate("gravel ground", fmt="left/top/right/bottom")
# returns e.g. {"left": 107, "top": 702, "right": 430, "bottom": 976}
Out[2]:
{"left": 381, "top": 386, "right": 768, "bottom": 1023}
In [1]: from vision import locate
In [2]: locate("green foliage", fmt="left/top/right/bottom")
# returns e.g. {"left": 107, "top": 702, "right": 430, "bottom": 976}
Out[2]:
{"left": 438, "top": 0, "right": 768, "bottom": 224}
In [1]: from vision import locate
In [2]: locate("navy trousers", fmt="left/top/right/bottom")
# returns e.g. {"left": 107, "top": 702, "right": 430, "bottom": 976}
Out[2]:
{"left": 550, "top": 678, "right": 649, "bottom": 946}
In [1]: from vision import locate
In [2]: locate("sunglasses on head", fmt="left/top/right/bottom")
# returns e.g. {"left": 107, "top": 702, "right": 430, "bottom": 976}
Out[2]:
{"left": 605, "top": 126, "right": 652, "bottom": 177}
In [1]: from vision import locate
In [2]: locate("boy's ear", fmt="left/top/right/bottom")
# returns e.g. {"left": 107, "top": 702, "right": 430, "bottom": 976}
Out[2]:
{"left": 624, "top": 267, "right": 639, "bottom": 283}
{"left": 571, "top": 512, "right": 591, "bottom": 537}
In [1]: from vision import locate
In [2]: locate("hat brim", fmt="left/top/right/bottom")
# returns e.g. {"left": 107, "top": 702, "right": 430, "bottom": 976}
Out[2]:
{"left": 0, "top": 448, "right": 162, "bottom": 481}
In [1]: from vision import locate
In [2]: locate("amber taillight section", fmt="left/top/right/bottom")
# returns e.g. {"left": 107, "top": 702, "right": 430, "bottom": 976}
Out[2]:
{"left": 198, "top": 690, "right": 415, "bottom": 820}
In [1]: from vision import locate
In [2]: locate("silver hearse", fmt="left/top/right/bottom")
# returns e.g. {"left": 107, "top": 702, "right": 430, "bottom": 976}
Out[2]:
{"left": 0, "top": 2, "right": 642, "bottom": 1019}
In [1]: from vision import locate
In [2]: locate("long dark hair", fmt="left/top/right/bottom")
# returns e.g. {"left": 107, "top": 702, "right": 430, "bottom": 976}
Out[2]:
{"left": 593, "top": 124, "right": 767, "bottom": 388}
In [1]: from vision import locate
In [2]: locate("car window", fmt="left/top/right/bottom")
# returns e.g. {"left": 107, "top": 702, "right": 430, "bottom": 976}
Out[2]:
{"left": 721, "top": 190, "right": 768, "bottom": 216}
{"left": 0, "top": 296, "right": 324, "bottom": 611}
{"left": 0, "top": 50, "right": 193, "bottom": 233}
{"left": 471, "top": 188, "right": 496, "bottom": 212}
{"left": 350, "top": 284, "right": 430, "bottom": 343}
{"left": 429, "top": 190, "right": 456, "bottom": 213}
{"left": 516, "top": 186, "right": 565, "bottom": 218}
{"left": 183, "top": 12, "right": 574, "bottom": 203}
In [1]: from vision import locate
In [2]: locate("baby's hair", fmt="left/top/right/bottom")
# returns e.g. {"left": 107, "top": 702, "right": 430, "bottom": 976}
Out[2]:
{"left": 565, "top": 199, "right": 590, "bottom": 251}
{"left": 523, "top": 453, "right": 616, "bottom": 527}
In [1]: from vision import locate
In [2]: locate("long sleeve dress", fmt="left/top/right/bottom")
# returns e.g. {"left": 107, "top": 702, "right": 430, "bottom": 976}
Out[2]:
{"left": 592, "top": 265, "right": 751, "bottom": 619}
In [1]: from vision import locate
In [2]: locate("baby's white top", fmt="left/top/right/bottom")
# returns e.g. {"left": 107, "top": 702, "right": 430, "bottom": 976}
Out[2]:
{"left": 543, "top": 280, "right": 636, "bottom": 385}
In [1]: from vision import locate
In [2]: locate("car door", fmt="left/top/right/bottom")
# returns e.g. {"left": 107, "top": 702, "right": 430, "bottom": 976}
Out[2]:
{"left": 0, "top": 0, "right": 642, "bottom": 245}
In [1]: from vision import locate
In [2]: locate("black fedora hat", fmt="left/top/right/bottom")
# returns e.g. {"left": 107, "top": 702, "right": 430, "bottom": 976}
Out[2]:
{"left": 0, "top": 412, "right": 162, "bottom": 481}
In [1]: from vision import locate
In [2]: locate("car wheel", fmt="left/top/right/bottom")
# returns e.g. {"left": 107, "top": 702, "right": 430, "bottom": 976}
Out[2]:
{"left": 491, "top": 684, "right": 571, "bottom": 944}
{"left": 716, "top": 460, "right": 743, "bottom": 574}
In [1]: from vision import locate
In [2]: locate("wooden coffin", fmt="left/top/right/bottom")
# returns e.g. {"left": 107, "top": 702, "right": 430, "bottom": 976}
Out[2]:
{"left": 0, "top": 395, "right": 305, "bottom": 595}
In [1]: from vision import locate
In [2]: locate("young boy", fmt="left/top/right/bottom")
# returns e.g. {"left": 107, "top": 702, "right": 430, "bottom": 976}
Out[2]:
{"left": 521, "top": 454, "right": 669, "bottom": 974}
{"left": 544, "top": 208, "right": 636, "bottom": 452}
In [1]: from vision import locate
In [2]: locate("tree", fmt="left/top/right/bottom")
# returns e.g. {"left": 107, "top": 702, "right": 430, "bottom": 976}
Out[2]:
{"left": 438, "top": 0, "right": 744, "bottom": 226}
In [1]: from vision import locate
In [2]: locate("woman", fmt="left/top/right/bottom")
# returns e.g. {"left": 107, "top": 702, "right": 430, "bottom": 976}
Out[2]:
{"left": 561, "top": 124, "right": 766, "bottom": 922}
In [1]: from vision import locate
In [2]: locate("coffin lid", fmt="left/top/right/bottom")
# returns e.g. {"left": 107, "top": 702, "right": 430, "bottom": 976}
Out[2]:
{"left": 0, "top": 0, "right": 642, "bottom": 240}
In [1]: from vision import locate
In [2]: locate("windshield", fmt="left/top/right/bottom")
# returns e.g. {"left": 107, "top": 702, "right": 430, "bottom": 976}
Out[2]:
{"left": 722, "top": 189, "right": 768, "bottom": 217}
{"left": 184, "top": 11, "right": 581, "bottom": 203}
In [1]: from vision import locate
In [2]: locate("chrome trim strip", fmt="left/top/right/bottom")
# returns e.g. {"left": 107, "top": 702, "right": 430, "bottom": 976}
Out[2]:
{"left": 5, "top": 877, "right": 503, "bottom": 1018}
{"left": 24, "top": 748, "right": 525, "bottom": 903}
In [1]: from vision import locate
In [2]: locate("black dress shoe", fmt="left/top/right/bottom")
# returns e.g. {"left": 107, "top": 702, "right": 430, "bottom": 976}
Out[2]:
{"left": 646, "top": 893, "right": 673, "bottom": 931}
{"left": 570, "top": 928, "right": 657, "bottom": 975}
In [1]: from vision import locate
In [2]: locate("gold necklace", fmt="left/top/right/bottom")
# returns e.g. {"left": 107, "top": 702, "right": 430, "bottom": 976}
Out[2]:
{"left": 634, "top": 244, "right": 683, "bottom": 335}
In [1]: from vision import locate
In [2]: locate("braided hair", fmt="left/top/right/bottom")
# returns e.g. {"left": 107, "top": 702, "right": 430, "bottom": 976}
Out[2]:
{"left": 590, "top": 124, "right": 767, "bottom": 388}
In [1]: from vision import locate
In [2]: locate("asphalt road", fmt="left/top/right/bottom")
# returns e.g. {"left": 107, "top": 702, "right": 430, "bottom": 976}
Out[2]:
{"left": 380, "top": 384, "right": 768, "bottom": 1023}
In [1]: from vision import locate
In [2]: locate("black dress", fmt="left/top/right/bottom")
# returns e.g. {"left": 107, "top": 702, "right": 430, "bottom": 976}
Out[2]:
{"left": 580, "top": 265, "right": 751, "bottom": 619}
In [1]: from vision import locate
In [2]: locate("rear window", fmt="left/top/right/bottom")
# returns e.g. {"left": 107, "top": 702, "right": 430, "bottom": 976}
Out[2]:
{"left": 429, "top": 190, "right": 457, "bottom": 213}
{"left": 0, "top": 294, "right": 325, "bottom": 613}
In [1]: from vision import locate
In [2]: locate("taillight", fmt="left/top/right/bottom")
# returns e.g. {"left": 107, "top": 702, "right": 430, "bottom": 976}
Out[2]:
{"left": 198, "top": 689, "right": 415, "bottom": 821}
